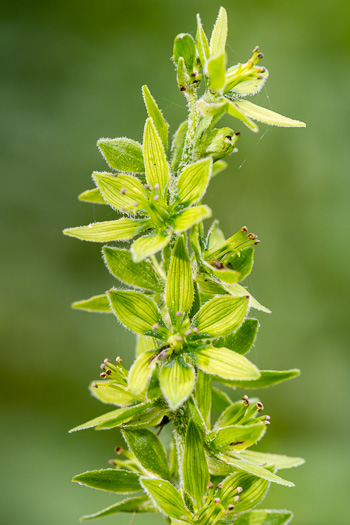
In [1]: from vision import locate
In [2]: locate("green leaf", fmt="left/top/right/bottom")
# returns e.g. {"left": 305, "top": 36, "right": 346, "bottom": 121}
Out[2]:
{"left": 213, "top": 319, "right": 259, "bottom": 355}
{"left": 173, "top": 33, "right": 196, "bottom": 73}
{"left": 196, "top": 14, "right": 210, "bottom": 66}
{"left": 63, "top": 217, "right": 151, "bottom": 242}
{"left": 103, "top": 247, "right": 164, "bottom": 292}
{"left": 73, "top": 468, "right": 141, "bottom": 493}
{"left": 192, "top": 346, "right": 260, "bottom": 381}
{"left": 220, "top": 470, "right": 270, "bottom": 513}
{"left": 240, "top": 450, "right": 305, "bottom": 470}
{"left": 211, "top": 159, "right": 228, "bottom": 177}
{"left": 122, "top": 428, "right": 170, "bottom": 479}
{"left": 143, "top": 117, "right": 170, "bottom": 195}
{"left": 140, "top": 478, "right": 191, "bottom": 521}
{"left": 218, "top": 369, "right": 300, "bottom": 389}
{"left": 89, "top": 382, "right": 135, "bottom": 407}
{"left": 214, "top": 399, "right": 259, "bottom": 429}
{"left": 210, "top": 7, "right": 228, "bottom": 56}
{"left": 98, "top": 138, "right": 145, "bottom": 173}
{"left": 219, "top": 454, "right": 294, "bottom": 486}
{"left": 171, "top": 120, "right": 188, "bottom": 170}
{"left": 78, "top": 188, "right": 106, "bottom": 205}
{"left": 172, "top": 205, "right": 212, "bottom": 233}
{"left": 195, "top": 370, "right": 212, "bottom": 427}
{"left": 206, "top": 220, "right": 225, "bottom": 251}
{"left": 72, "top": 294, "right": 111, "bottom": 313}
{"left": 107, "top": 290, "right": 168, "bottom": 338}
{"left": 207, "top": 421, "right": 265, "bottom": 452}
{"left": 93, "top": 172, "right": 146, "bottom": 212}
{"left": 175, "top": 158, "right": 212, "bottom": 206}
{"left": 165, "top": 236, "right": 194, "bottom": 324}
{"left": 207, "top": 53, "right": 226, "bottom": 93}
{"left": 81, "top": 495, "right": 155, "bottom": 521}
{"left": 235, "top": 99, "right": 306, "bottom": 128}
{"left": 232, "top": 510, "right": 293, "bottom": 524}
{"left": 69, "top": 403, "right": 152, "bottom": 432}
{"left": 190, "top": 295, "right": 249, "bottom": 338}
{"left": 128, "top": 350, "right": 158, "bottom": 397}
{"left": 182, "top": 420, "right": 209, "bottom": 509}
{"left": 142, "top": 85, "right": 169, "bottom": 150}
{"left": 226, "top": 99, "right": 259, "bottom": 132}
{"left": 131, "top": 230, "right": 172, "bottom": 263}
{"left": 159, "top": 357, "right": 195, "bottom": 411}
{"left": 198, "top": 94, "right": 227, "bottom": 117}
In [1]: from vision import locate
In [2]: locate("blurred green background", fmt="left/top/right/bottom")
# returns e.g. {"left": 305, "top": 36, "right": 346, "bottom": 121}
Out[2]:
{"left": 1, "top": 0, "right": 349, "bottom": 523}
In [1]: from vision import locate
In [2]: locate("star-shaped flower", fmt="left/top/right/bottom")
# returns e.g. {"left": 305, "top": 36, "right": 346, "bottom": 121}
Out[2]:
{"left": 64, "top": 117, "right": 212, "bottom": 262}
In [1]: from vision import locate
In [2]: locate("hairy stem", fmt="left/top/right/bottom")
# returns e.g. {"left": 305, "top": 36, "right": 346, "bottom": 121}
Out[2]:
{"left": 178, "top": 90, "right": 201, "bottom": 173}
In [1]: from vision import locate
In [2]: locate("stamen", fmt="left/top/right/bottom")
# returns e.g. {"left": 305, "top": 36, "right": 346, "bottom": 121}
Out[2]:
{"left": 100, "top": 363, "right": 106, "bottom": 370}
{"left": 154, "top": 183, "right": 160, "bottom": 191}
{"left": 91, "top": 382, "right": 98, "bottom": 388}
{"left": 115, "top": 446, "right": 123, "bottom": 454}
{"left": 175, "top": 336, "right": 182, "bottom": 342}
{"left": 176, "top": 311, "right": 183, "bottom": 317}
{"left": 241, "top": 226, "right": 248, "bottom": 233}
{"left": 104, "top": 358, "right": 111, "bottom": 364}
{"left": 214, "top": 497, "right": 220, "bottom": 505}
{"left": 228, "top": 504, "right": 234, "bottom": 511}
{"left": 256, "top": 401, "right": 264, "bottom": 411}
{"left": 120, "top": 207, "right": 126, "bottom": 213}
{"left": 100, "top": 372, "right": 107, "bottom": 379}
{"left": 207, "top": 481, "right": 213, "bottom": 489}
{"left": 217, "top": 483, "right": 223, "bottom": 489}
{"left": 153, "top": 194, "right": 159, "bottom": 201}
{"left": 152, "top": 323, "right": 159, "bottom": 330}
{"left": 106, "top": 369, "right": 112, "bottom": 376}
{"left": 234, "top": 495, "right": 239, "bottom": 503}
{"left": 144, "top": 184, "right": 150, "bottom": 190}
{"left": 116, "top": 356, "right": 123, "bottom": 363}
{"left": 185, "top": 329, "right": 192, "bottom": 336}
{"left": 108, "top": 459, "right": 115, "bottom": 465}
{"left": 192, "top": 327, "right": 198, "bottom": 334}
{"left": 120, "top": 188, "right": 127, "bottom": 195}
{"left": 237, "top": 487, "right": 243, "bottom": 494}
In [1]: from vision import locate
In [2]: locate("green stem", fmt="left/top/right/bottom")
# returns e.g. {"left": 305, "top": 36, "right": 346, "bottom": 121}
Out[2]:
{"left": 173, "top": 403, "right": 190, "bottom": 490}
{"left": 178, "top": 90, "right": 201, "bottom": 173}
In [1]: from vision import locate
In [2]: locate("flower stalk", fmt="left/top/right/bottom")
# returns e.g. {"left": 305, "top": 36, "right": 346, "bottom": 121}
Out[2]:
{"left": 65, "top": 7, "right": 305, "bottom": 524}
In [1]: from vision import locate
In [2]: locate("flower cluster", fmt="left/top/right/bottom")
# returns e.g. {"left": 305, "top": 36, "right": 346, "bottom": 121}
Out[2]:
{"left": 66, "top": 7, "right": 305, "bottom": 525}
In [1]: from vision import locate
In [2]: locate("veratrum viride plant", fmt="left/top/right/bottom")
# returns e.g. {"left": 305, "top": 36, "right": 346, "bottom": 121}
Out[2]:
{"left": 64, "top": 8, "right": 306, "bottom": 524}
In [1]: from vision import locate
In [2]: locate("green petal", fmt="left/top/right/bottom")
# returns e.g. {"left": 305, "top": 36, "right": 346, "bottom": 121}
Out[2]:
{"left": 131, "top": 230, "right": 171, "bottom": 263}
{"left": 220, "top": 470, "right": 270, "bottom": 512}
{"left": 218, "top": 454, "right": 294, "bottom": 486}
{"left": 227, "top": 282, "right": 271, "bottom": 313}
{"left": 210, "top": 7, "right": 228, "bottom": 56}
{"left": 171, "top": 120, "right": 188, "bottom": 171}
{"left": 98, "top": 137, "right": 145, "bottom": 173}
{"left": 211, "top": 159, "right": 228, "bottom": 177}
{"left": 213, "top": 318, "right": 259, "bottom": 355}
{"left": 183, "top": 420, "right": 209, "bottom": 509}
{"left": 122, "top": 428, "right": 170, "bottom": 480}
{"left": 211, "top": 386, "right": 232, "bottom": 412}
{"left": 93, "top": 172, "right": 146, "bottom": 212}
{"left": 226, "top": 98, "right": 259, "bottom": 132}
{"left": 207, "top": 421, "right": 265, "bottom": 452}
{"left": 69, "top": 403, "right": 152, "bottom": 433}
{"left": 196, "top": 14, "right": 210, "bottom": 65}
{"left": 136, "top": 335, "right": 158, "bottom": 356}
{"left": 171, "top": 205, "right": 212, "bottom": 233}
{"left": 142, "top": 85, "right": 169, "bottom": 150}
{"left": 72, "top": 294, "right": 111, "bottom": 313}
{"left": 128, "top": 350, "right": 158, "bottom": 397}
{"left": 122, "top": 405, "right": 168, "bottom": 429}
{"left": 81, "top": 495, "right": 155, "bottom": 521}
{"left": 73, "top": 468, "right": 141, "bottom": 493}
{"left": 78, "top": 188, "right": 106, "bottom": 205}
{"left": 228, "top": 246, "right": 255, "bottom": 281}
{"left": 173, "top": 33, "right": 196, "bottom": 73}
{"left": 159, "top": 357, "right": 195, "bottom": 411}
{"left": 89, "top": 382, "right": 135, "bottom": 407}
{"left": 240, "top": 450, "right": 305, "bottom": 470}
{"left": 103, "top": 247, "right": 164, "bottom": 292}
{"left": 140, "top": 478, "right": 191, "bottom": 521}
{"left": 235, "top": 99, "right": 306, "bottom": 127}
{"left": 218, "top": 369, "right": 300, "bottom": 389}
{"left": 175, "top": 157, "right": 212, "bottom": 206}
{"left": 193, "top": 346, "right": 260, "bottom": 381}
{"left": 165, "top": 235, "right": 194, "bottom": 324}
{"left": 225, "top": 67, "right": 269, "bottom": 95}
{"left": 63, "top": 217, "right": 151, "bottom": 242}
{"left": 207, "top": 53, "right": 227, "bottom": 93}
{"left": 195, "top": 370, "right": 212, "bottom": 427}
{"left": 232, "top": 510, "right": 293, "bottom": 524}
{"left": 191, "top": 295, "right": 249, "bottom": 338}
{"left": 108, "top": 290, "right": 168, "bottom": 338}
{"left": 143, "top": 117, "right": 170, "bottom": 195}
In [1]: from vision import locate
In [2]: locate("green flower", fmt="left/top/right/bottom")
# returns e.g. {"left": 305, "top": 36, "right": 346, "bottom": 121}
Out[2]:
{"left": 106, "top": 236, "right": 260, "bottom": 411}
{"left": 64, "top": 117, "right": 212, "bottom": 262}
{"left": 196, "top": 8, "right": 306, "bottom": 132}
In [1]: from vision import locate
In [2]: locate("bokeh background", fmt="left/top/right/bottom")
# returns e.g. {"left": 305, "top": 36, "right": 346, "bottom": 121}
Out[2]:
{"left": 1, "top": 0, "right": 349, "bottom": 523}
